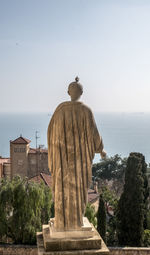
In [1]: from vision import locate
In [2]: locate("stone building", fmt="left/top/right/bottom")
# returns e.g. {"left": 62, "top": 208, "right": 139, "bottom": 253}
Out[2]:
{"left": 10, "top": 136, "right": 30, "bottom": 178}
{"left": 0, "top": 135, "right": 49, "bottom": 180}
{"left": 10, "top": 135, "right": 49, "bottom": 179}
{"left": 0, "top": 157, "right": 10, "bottom": 178}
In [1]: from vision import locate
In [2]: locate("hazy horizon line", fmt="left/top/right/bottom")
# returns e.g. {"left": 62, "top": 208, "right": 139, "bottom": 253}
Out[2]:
{"left": 0, "top": 111, "right": 150, "bottom": 114}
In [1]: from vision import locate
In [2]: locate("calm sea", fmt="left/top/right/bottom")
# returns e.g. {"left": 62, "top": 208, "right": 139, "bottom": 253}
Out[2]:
{"left": 0, "top": 112, "right": 150, "bottom": 164}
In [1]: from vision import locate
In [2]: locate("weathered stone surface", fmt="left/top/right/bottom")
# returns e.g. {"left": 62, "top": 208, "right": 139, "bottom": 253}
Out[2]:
{"left": 38, "top": 248, "right": 108, "bottom": 255}
{"left": 0, "top": 245, "right": 150, "bottom": 255}
{"left": 49, "top": 217, "right": 94, "bottom": 239}
{"left": 37, "top": 78, "right": 109, "bottom": 255}
{"left": 109, "top": 247, "right": 150, "bottom": 255}
{"left": 37, "top": 230, "right": 109, "bottom": 255}
{"left": 42, "top": 220, "right": 101, "bottom": 251}
{"left": 47, "top": 77, "right": 106, "bottom": 231}
{"left": 0, "top": 244, "right": 37, "bottom": 255}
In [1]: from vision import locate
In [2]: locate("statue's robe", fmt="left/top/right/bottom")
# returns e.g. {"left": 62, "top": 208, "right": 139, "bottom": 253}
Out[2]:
{"left": 47, "top": 101, "right": 103, "bottom": 231}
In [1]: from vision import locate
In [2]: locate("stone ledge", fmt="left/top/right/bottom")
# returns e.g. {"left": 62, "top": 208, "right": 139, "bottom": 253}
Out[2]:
{"left": 38, "top": 247, "right": 109, "bottom": 255}
{"left": 0, "top": 244, "right": 37, "bottom": 255}
{"left": 0, "top": 244, "right": 37, "bottom": 248}
{"left": 37, "top": 228, "right": 109, "bottom": 255}
{"left": 42, "top": 224, "right": 101, "bottom": 251}
{"left": 0, "top": 245, "right": 149, "bottom": 255}
{"left": 109, "top": 247, "right": 150, "bottom": 250}
{"left": 109, "top": 247, "right": 150, "bottom": 255}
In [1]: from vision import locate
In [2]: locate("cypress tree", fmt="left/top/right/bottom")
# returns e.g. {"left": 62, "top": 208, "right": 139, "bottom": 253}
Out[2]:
{"left": 141, "top": 157, "right": 149, "bottom": 230}
{"left": 117, "top": 152, "right": 148, "bottom": 246}
{"left": 97, "top": 194, "right": 106, "bottom": 242}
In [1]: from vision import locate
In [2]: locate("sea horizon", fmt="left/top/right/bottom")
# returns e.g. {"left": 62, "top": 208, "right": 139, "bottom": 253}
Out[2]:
{"left": 0, "top": 111, "right": 150, "bottom": 164}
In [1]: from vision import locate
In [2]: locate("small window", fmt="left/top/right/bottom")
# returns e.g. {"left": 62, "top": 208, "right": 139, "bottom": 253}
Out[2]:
{"left": 14, "top": 148, "right": 25, "bottom": 153}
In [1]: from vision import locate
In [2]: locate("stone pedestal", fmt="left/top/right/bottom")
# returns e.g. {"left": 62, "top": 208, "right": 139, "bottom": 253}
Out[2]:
{"left": 37, "top": 217, "right": 109, "bottom": 255}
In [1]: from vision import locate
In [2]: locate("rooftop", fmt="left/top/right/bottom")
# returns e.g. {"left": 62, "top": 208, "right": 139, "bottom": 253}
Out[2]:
{"left": 11, "top": 136, "right": 31, "bottom": 144}
{"left": 29, "top": 173, "right": 52, "bottom": 187}
{"left": 88, "top": 189, "right": 99, "bottom": 204}
{"left": 0, "top": 158, "right": 10, "bottom": 164}
{"left": 29, "top": 148, "right": 48, "bottom": 154}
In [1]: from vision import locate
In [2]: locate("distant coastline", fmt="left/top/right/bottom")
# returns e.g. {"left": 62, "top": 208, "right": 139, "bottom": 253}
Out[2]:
{"left": 0, "top": 112, "right": 150, "bottom": 164}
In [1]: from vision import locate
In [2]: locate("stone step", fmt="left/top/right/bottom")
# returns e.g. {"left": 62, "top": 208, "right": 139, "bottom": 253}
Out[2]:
{"left": 38, "top": 247, "right": 109, "bottom": 255}
{"left": 42, "top": 225, "right": 101, "bottom": 252}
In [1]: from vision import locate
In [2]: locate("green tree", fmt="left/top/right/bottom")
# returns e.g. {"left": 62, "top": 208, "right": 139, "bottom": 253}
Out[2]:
{"left": 143, "top": 229, "right": 150, "bottom": 247}
{"left": 84, "top": 203, "right": 97, "bottom": 227}
{"left": 106, "top": 214, "right": 118, "bottom": 246}
{"left": 50, "top": 201, "right": 55, "bottom": 218}
{"left": 117, "top": 153, "right": 148, "bottom": 246}
{"left": 99, "top": 186, "right": 118, "bottom": 246}
{"left": 142, "top": 159, "right": 149, "bottom": 230}
{"left": 92, "top": 154, "right": 127, "bottom": 181}
{"left": 146, "top": 210, "right": 150, "bottom": 230}
{"left": 0, "top": 176, "right": 52, "bottom": 244}
{"left": 97, "top": 194, "right": 106, "bottom": 242}
{"left": 100, "top": 186, "right": 118, "bottom": 210}
{"left": 41, "top": 183, "right": 52, "bottom": 224}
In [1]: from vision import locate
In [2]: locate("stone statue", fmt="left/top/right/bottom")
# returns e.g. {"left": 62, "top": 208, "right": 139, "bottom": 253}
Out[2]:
{"left": 47, "top": 77, "right": 106, "bottom": 231}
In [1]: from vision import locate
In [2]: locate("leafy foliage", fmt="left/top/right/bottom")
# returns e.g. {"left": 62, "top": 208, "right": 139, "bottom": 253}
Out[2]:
{"left": 50, "top": 201, "right": 55, "bottom": 218}
{"left": 146, "top": 210, "right": 150, "bottom": 230}
{"left": 106, "top": 213, "right": 118, "bottom": 246}
{"left": 117, "top": 153, "right": 149, "bottom": 246}
{"left": 0, "top": 176, "right": 52, "bottom": 244}
{"left": 143, "top": 229, "right": 150, "bottom": 247}
{"left": 100, "top": 186, "right": 118, "bottom": 210}
{"left": 99, "top": 186, "right": 118, "bottom": 246}
{"left": 92, "top": 154, "right": 127, "bottom": 181}
{"left": 97, "top": 194, "right": 106, "bottom": 242}
{"left": 84, "top": 203, "right": 97, "bottom": 227}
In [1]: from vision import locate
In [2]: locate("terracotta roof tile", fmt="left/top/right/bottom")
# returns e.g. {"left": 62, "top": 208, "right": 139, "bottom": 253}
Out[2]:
{"left": 29, "top": 148, "right": 48, "bottom": 154}
{"left": 41, "top": 173, "right": 53, "bottom": 187}
{"left": 88, "top": 189, "right": 95, "bottom": 194}
{"left": 88, "top": 189, "right": 99, "bottom": 203}
{"left": 29, "top": 175, "right": 42, "bottom": 185}
{"left": 29, "top": 173, "right": 52, "bottom": 188}
{"left": 0, "top": 158, "right": 10, "bottom": 164}
{"left": 36, "top": 148, "right": 48, "bottom": 153}
{"left": 29, "top": 148, "right": 37, "bottom": 154}
{"left": 11, "top": 136, "right": 31, "bottom": 144}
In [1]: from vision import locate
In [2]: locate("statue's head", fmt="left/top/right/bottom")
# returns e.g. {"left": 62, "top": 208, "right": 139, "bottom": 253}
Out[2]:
{"left": 68, "top": 77, "right": 83, "bottom": 101}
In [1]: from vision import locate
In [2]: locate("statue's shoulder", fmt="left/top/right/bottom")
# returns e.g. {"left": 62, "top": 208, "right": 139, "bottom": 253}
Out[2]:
{"left": 54, "top": 101, "right": 82, "bottom": 112}
{"left": 54, "top": 101, "right": 73, "bottom": 113}
{"left": 80, "top": 102, "right": 93, "bottom": 114}
{"left": 53, "top": 101, "right": 93, "bottom": 115}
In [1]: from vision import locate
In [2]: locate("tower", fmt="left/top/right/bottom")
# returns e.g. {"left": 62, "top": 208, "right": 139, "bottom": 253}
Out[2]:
{"left": 10, "top": 136, "right": 31, "bottom": 178}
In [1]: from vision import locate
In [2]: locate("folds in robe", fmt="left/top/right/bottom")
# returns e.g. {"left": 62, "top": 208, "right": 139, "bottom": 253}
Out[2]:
{"left": 47, "top": 101, "right": 103, "bottom": 230}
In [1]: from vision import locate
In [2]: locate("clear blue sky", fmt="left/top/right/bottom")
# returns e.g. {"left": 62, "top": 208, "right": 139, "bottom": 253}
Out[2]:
{"left": 0, "top": 0, "right": 150, "bottom": 113}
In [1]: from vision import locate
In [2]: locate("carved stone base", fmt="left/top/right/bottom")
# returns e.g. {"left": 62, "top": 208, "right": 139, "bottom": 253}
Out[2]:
{"left": 37, "top": 217, "right": 109, "bottom": 255}
{"left": 49, "top": 217, "right": 94, "bottom": 239}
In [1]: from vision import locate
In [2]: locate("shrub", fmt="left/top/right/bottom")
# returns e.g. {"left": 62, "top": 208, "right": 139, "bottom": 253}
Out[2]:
{"left": 143, "top": 229, "right": 150, "bottom": 247}
{"left": 0, "top": 176, "right": 52, "bottom": 244}
{"left": 85, "top": 203, "right": 97, "bottom": 227}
